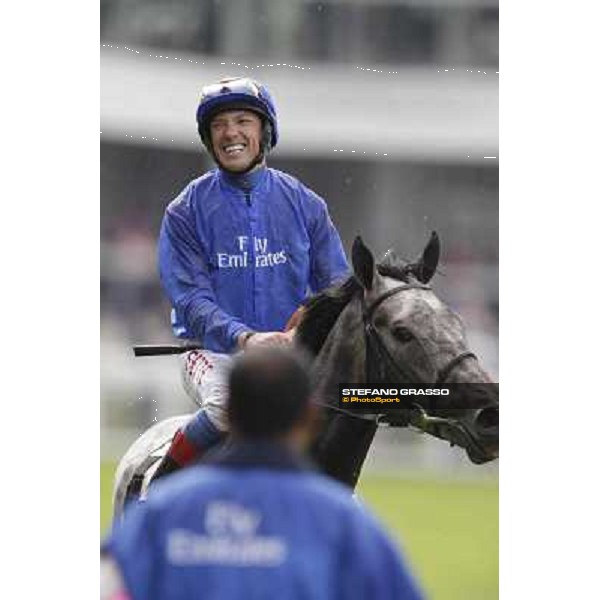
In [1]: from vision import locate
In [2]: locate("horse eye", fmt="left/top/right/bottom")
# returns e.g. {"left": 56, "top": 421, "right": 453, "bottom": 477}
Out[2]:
{"left": 392, "top": 326, "right": 414, "bottom": 343}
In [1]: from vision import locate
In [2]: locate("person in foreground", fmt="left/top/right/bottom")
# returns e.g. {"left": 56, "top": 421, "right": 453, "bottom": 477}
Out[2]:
{"left": 151, "top": 76, "right": 349, "bottom": 483}
{"left": 101, "top": 348, "right": 424, "bottom": 600}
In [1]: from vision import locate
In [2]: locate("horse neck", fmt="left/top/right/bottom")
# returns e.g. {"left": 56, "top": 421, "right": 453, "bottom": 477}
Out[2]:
{"left": 310, "top": 295, "right": 366, "bottom": 403}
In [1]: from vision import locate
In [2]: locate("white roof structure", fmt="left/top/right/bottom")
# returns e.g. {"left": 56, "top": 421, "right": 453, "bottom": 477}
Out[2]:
{"left": 101, "top": 46, "right": 498, "bottom": 164}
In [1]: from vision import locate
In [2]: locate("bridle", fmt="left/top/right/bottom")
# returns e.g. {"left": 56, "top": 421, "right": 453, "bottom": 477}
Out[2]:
{"left": 362, "top": 283, "right": 495, "bottom": 463}
{"left": 319, "top": 282, "right": 494, "bottom": 464}
{"left": 362, "top": 283, "right": 476, "bottom": 386}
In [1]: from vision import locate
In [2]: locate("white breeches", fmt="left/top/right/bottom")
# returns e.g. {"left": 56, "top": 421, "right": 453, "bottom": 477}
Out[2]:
{"left": 180, "top": 349, "right": 233, "bottom": 432}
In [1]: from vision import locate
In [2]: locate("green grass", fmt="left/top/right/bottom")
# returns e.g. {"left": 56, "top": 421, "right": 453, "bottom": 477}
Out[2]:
{"left": 356, "top": 475, "right": 498, "bottom": 600}
{"left": 101, "top": 462, "right": 117, "bottom": 533}
{"left": 101, "top": 463, "right": 497, "bottom": 599}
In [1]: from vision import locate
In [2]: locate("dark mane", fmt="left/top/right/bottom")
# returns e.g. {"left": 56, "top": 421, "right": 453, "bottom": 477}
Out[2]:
{"left": 296, "top": 250, "right": 413, "bottom": 356}
{"left": 296, "top": 275, "right": 361, "bottom": 356}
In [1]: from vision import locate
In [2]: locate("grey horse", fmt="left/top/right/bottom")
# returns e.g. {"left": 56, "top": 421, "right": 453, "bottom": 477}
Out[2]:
{"left": 112, "top": 233, "right": 498, "bottom": 520}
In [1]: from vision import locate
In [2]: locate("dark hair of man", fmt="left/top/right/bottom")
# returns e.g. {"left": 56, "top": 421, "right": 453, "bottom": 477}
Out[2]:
{"left": 227, "top": 348, "right": 311, "bottom": 438}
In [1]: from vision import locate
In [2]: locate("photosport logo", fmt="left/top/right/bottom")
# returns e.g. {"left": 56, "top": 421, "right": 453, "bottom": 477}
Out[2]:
{"left": 338, "top": 383, "right": 499, "bottom": 410}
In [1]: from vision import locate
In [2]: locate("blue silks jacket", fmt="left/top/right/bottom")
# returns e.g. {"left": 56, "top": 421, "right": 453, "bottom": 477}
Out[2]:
{"left": 103, "top": 441, "right": 424, "bottom": 600}
{"left": 158, "top": 167, "right": 350, "bottom": 352}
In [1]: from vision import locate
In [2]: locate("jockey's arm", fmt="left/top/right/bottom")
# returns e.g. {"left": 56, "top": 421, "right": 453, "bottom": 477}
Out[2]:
{"left": 159, "top": 198, "right": 253, "bottom": 353}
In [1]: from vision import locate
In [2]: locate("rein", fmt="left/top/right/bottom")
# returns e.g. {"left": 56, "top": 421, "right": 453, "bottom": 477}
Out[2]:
{"left": 312, "top": 283, "right": 493, "bottom": 464}
{"left": 359, "top": 283, "right": 493, "bottom": 462}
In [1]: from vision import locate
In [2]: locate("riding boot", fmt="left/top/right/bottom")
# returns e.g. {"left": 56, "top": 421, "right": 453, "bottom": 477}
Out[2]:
{"left": 149, "top": 412, "right": 225, "bottom": 487}
{"left": 149, "top": 428, "right": 200, "bottom": 486}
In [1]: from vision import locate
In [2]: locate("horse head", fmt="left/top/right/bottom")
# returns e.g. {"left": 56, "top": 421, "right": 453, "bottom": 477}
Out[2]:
{"left": 351, "top": 233, "right": 498, "bottom": 464}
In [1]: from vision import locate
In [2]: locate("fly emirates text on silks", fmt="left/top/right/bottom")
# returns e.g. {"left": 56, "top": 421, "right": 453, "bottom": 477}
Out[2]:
{"left": 216, "top": 236, "right": 287, "bottom": 269}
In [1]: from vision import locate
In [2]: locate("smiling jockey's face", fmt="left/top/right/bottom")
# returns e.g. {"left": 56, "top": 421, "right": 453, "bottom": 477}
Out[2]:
{"left": 209, "top": 109, "right": 263, "bottom": 173}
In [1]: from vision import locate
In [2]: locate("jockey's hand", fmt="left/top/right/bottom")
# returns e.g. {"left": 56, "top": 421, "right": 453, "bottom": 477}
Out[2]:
{"left": 240, "top": 331, "right": 293, "bottom": 350}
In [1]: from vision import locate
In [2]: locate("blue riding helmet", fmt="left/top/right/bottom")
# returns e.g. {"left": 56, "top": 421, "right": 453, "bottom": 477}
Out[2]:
{"left": 196, "top": 77, "right": 279, "bottom": 154}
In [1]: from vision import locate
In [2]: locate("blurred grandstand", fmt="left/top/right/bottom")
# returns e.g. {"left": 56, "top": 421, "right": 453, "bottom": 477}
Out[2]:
{"left": 100, "top": 0, "right": 498, "bottom": 479}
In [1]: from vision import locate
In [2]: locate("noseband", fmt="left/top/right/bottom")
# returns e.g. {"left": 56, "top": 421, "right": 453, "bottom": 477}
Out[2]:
{"left": 359, "top": 283, "right": 494, "bottom": 463}
{"left": 362, "top": 284, "right": 476, "bottom": 385}
{"left": 315, "top": 281, "right": 494, "bottom": 462}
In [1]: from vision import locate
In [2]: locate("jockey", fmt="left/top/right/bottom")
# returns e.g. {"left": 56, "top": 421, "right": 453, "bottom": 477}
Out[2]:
{"left": 150, "top": 77, "right": 350, "bottom": 483}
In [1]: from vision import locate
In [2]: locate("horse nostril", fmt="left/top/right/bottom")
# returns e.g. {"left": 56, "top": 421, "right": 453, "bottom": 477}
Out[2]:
{"left": 474, "top": 406, "right": 499, "bottom": 437}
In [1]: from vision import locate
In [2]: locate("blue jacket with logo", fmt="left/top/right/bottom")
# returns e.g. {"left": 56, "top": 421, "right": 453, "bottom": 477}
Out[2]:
{"left": 104, "top": 441, "right": 424, "bottom": 600}
{"left": 158, "top": 167, "right": 350, "bottom": 352}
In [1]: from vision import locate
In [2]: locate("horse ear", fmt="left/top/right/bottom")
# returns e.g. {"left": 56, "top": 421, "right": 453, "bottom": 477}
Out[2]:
{"left": 352, "top": 236, "right": 375, "bottom": 290}
{"left": 414, "top": 231, "right": 440, "bottom": 283}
